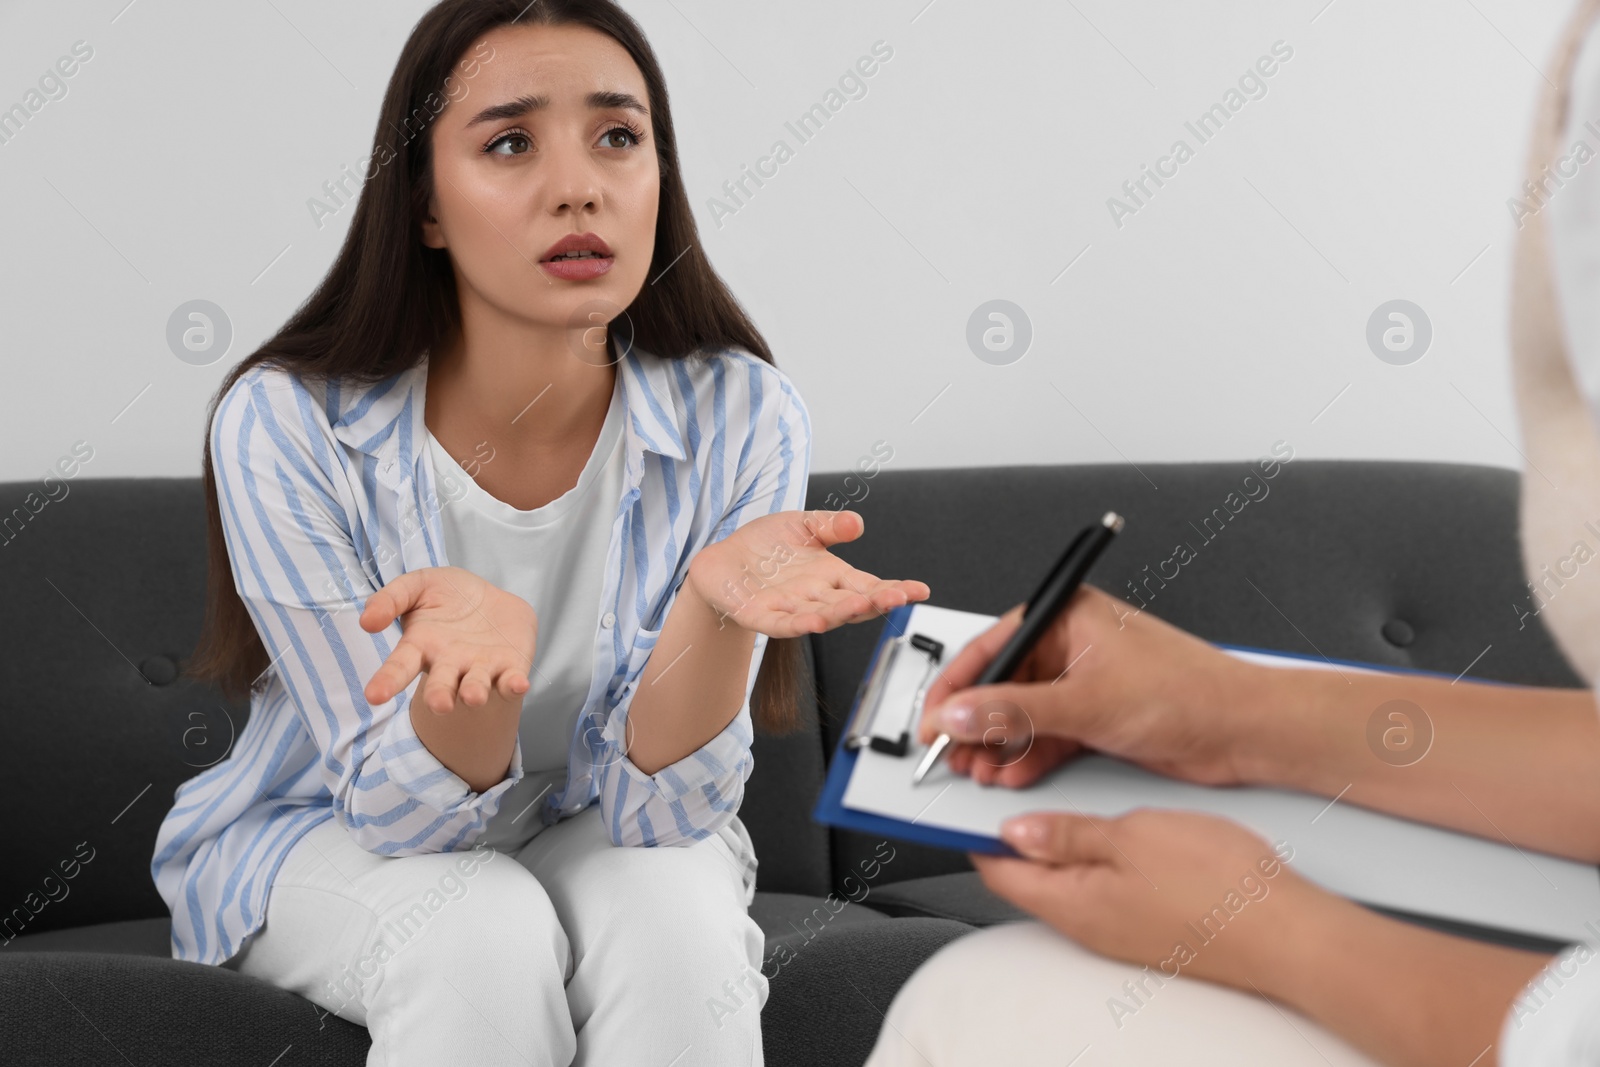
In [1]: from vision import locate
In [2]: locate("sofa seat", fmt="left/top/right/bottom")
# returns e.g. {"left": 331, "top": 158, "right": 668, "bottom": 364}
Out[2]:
{"left": 2, "top": 907, "right": 974, "bottom": 1067}
{"left": 863, "top": 872, "right": 1031, "bottom": 927}
{"left": 9, "top": 891, "right": 902, "bottom": 962}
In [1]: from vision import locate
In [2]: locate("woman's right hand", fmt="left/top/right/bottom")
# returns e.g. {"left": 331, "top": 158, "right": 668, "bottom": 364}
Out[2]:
{"left": 359, "top": 566, "right": 537, "bottom": 714}
{"left": 916, "top": 583, "right": 1258, "bottom": 788}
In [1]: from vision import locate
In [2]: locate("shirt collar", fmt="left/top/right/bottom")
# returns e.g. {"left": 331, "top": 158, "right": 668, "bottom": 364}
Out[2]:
{"left": 328, "top": 343, "right": 689, "bottom": 469}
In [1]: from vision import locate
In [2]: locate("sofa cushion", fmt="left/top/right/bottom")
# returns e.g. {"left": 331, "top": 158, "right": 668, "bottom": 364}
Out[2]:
{"left": 8, "top": 892, "right": 894, "bottom": 960}
{"left": 0, "top": 950, "right": 373, "bottom": 1065}
{"left": 749, "top": 891, "right": 892, "bottom": 950}
{"left": 4, "top": 917, "right": 170, "bottom": 957}
{"left": 0, "top": 917, "right": 977, "bottom": 1067}
{"left": 864, "top": 872, "right": 1030, "bottom": 927}
{"left": 757, "top": 917, "right": 976, "bottom": 1067}
{"left": 0, "top": 478, "right": 230, "bottom": 940}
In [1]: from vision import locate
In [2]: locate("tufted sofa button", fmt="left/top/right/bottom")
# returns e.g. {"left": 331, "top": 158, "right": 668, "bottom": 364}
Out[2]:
{"left": 1380, "top": 619, "right": 1415, "bottom": 648}
{"left": 140, "top": 656, "right": 179, "bottom": 686}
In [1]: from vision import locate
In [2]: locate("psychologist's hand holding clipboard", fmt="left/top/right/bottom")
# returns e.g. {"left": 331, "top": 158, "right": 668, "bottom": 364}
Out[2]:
{"left": 907, "top": 515, "right": 1331, "bottom": 990}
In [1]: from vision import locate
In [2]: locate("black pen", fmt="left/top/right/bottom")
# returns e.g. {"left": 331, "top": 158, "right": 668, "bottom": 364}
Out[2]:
{"left": 912, "top": 510, "right": 1125, "bottom": 785}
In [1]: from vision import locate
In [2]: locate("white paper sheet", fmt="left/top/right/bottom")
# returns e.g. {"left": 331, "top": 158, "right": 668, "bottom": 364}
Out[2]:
{"left": 841, "top": 603, "right": 1600, "bottom": 945}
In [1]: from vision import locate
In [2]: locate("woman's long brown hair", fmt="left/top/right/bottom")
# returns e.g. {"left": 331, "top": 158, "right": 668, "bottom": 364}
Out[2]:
{"left": 188, "top": 0, "right": 807, "bottom": 733}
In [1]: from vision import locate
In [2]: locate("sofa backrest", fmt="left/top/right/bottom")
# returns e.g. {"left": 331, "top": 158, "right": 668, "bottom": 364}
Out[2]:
{"left": 0, "top": 460, "right": 1583, "bottom": 939}
{"left": 4, "top": 478, "right": 225, "bottom": 940}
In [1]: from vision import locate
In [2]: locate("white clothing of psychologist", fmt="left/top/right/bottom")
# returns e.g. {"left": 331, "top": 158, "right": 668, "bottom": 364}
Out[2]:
{"left": 865, "top": 2, "right": 1600, "bottom": 1064}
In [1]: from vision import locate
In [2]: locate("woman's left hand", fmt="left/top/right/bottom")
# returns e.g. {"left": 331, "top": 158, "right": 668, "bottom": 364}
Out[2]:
{"left": 973, "top": 808, "right": 1330, "bottom": 992}
{"left": 686, "top": 509, "right": 930, "bottom": 638}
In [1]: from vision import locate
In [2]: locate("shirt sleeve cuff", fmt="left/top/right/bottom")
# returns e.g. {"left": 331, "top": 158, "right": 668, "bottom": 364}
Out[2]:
{"left": 606, "top": 677, "right": 752, "bottom": 805}
{"left": 376, "top": 691, "right": 526, "bottom": 817}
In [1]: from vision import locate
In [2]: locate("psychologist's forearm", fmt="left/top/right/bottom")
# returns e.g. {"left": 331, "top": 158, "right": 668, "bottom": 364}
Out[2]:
{"left": 624, "top": 582, "right": 758, "bottom": 776}
{"left": 1231, "top": 662, "right": 1600, "bottom": 861}
{"left": 1249, "top": 890, "right": 1553, "bottom": 1067}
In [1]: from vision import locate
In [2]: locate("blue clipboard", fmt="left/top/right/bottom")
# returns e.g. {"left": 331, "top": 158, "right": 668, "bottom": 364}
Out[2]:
{"left": 811, "top": 603, "right": 1503, "bottom": 857}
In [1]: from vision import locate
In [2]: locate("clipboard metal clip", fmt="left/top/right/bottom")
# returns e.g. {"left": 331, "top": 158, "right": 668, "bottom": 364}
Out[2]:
{"left": 843, "top": 632, "right": 944, "bottom": 758}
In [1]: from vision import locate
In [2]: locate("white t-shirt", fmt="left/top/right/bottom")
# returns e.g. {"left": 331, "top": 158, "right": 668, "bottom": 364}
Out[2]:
{"left": 1501, "top": 6, "right": 1600, "bottom": 1064}
{"left": 425, "top": 368, "right": 626, "bottom": 854}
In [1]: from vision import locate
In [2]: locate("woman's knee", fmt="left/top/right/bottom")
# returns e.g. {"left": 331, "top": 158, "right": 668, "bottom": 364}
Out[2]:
{"left": 400, "top": 848, "right": 564, "bottom": 954}
{"left": 578, "top": 846, "right": 761, "bottom": 985}
{"left": 341, "top": 848, "right": 570, "bottom": 1007}
{"left": 564, "top": 850, "right": 767, "bottom": 1051}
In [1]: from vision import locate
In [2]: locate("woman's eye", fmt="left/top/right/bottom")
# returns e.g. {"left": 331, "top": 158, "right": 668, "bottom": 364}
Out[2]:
{"left": 485, "top": 131, "right": 531, "bottom": 156}
{"left": 600, "top": 125, "right": 642, "bottom": 150}
{"left": 483, "top": 124, "right": 642, "bottom": 157}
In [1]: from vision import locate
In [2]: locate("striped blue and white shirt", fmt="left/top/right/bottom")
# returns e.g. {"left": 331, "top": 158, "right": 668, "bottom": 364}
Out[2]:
{"left": 150, "top": 343, "right": 812, "bottom": 967}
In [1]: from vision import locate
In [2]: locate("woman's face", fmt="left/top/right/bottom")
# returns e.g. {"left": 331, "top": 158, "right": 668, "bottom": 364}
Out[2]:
{"left": 423, "top": 23, "right": 660, "bottom": 355}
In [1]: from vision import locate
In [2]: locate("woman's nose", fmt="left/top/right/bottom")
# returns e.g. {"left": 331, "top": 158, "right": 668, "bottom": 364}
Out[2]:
{"left": 542, "top": 146, "right": 601, "bottom": 215}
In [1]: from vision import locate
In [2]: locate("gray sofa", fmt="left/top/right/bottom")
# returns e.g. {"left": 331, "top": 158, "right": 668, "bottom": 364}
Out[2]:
{"left": 0, "top": 459, "right": 1582, "bottom": 1066}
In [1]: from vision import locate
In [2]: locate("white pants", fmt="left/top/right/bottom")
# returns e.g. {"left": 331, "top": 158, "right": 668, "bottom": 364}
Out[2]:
{"left": 862, "top": 922, "right": 1383, "bottom": 1067}
{"left": 221, "top": 806, "right": 768, "bottom": 1067}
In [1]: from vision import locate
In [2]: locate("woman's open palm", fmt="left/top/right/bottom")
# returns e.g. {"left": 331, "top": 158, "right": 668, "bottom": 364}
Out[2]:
{"left": 687, "top": 509, "right": 930, "bottom": 638}
{"left": 359, "top": 566, "right": 538, "bottom": 713}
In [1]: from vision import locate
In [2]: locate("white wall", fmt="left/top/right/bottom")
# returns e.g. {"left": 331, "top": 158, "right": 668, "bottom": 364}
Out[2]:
{"left": 0, "top": 0, "right": 1576, "bottom": 487}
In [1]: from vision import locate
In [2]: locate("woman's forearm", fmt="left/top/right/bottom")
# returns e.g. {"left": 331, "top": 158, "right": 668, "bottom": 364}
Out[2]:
{"left": 1245, "top": 888, "right": 1554, "bottom": 1067}
{"left": 409, "top": 677, "right": 523, "bottom": 793}
{"left": 624, "top": 572, "right": 759, "bottom": 776}
{"left": 1229, "top": 662, "right": 1600, "bottom": 861}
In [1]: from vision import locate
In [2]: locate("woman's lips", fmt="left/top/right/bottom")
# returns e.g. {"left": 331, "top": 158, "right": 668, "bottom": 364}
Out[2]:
{"left": 539, "top": 255, "right": 614, "bottom": 281}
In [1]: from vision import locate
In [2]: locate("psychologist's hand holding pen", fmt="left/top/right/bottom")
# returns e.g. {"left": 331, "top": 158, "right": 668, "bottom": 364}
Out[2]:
{"left": 914, "top": 580, "right": 1258, "bottom": 791}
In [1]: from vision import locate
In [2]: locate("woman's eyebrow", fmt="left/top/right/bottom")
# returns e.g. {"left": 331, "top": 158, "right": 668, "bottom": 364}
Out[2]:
{"left": 463, "top": 90, "right": 649, "bottom": 129}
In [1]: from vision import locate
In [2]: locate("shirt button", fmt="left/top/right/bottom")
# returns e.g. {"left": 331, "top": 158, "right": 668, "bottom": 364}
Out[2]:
{"left": 601, "top": 612, "right": 616, "bottom": 629}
